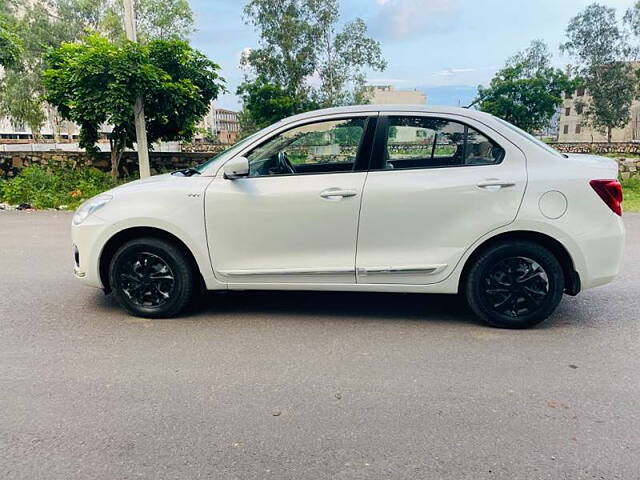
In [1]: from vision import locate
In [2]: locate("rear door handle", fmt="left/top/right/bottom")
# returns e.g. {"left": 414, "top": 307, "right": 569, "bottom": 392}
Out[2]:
{"left": 320, "top": 188, "right": 358, "bottom": 200}
{"left": 476, "top": 180, "right": 516, "bottom": 191}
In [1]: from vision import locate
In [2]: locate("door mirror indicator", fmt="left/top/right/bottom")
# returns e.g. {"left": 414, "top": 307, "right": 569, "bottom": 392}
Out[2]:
{"left": 223, "top": 156, "right": 249, "bottom": 179}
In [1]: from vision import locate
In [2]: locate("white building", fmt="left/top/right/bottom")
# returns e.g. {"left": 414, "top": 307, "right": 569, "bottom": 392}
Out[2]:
{"left": 200, "top": 103, "right": 240, "bottom": 144}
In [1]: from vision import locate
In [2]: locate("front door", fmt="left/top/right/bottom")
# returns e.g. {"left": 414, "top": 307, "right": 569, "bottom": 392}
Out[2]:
{"left": 355, "top": 114, "right": 527, "bottom": 285}
{"left": 205, "top": 115, "right": 375, "bottom": 285}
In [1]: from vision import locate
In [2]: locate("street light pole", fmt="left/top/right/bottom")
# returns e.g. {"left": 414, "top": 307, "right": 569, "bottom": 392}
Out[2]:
{"left": 122, "top": 0, "right": 151, "bottom": 178}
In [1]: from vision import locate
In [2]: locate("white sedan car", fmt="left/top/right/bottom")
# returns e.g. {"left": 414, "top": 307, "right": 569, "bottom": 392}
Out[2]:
{"left": 72, "top": 105, "right": 625, "bottom": 328}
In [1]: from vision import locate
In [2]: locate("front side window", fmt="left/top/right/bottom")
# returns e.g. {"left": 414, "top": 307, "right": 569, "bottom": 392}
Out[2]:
{"left": 382, "top": 116, "right": 504, "bottom": 170}
{"left": 246, "top": 118, "right": 366, "bottom": 177}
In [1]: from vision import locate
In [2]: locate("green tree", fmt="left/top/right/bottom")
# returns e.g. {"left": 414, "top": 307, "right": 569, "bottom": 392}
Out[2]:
{"left": 0, "top": 13, "right": 21, "bottom": 68}
{"left": 43, "top": 35, "right": 224, "bottom": 177}
{"left": 237, "top": 76, "right": 319, "bottom": 132}
{"left": 316, "top": 17, "right": 387, "bottom": 106}
{"left": 65, "top": 0, "right": 195, "bottom": 43}
{"left": 561, "top": 3, "right": 636, "bottom": 142}
{"left": 475, "top": 40, "right": 574, "bottom": 133}
{"left": 0, "top": 0, "right": 195, "bottom": 138}
{"left": 0, "top": 1, "right": 71, "bottom": 136}
{"left": 1, "top": 71, "right": 47, "bottom": 140}
{"left": 238, "top": 0, "right": 385, "bottom": 134}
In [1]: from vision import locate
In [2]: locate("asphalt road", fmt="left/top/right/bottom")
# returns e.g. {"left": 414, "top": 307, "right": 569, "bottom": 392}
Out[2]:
{"left": 1, "top": 211, "right": 639, "bottom": 480}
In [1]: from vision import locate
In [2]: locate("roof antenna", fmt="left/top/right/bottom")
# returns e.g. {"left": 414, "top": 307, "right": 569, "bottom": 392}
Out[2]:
{"left": 464, "top": 98, "right": 480, "bottom": 109}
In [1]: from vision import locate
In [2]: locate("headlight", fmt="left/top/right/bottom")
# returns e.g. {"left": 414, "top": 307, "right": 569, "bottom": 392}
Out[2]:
{"left": 72, "top": 194, "right": 113, "bottom": 225}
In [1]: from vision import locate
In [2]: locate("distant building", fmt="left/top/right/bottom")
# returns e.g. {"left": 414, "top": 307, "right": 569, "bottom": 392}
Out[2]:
{"left": 367, "top": 85, "right": 427, "bottom": 105}
{"left": 0, "top": 99, "right": 240, "bottom": 146}
{"left": 201, "top": 104, "right": 240, "bottom": 144}
{"left": 0, "top": 110, "right": 79, "bottom": 141}
{"left": 558, "top": 87, "right": 640, "bottom": 142}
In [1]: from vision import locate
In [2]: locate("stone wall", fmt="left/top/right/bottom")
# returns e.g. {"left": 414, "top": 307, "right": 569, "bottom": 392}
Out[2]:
{"left": 0, "top": 151, "right": 217, "bottom": 179}
{"left": 618, "top": 158, "right": 640, "bottom": 180}
{"left": 551, "top": 142, "right": 640, "bottom": 179}
{"left": 181, "top": 142, "right": 227, "bottom": 153}
{"left": 551, "top": 142, "right": 640, "bottom": 155}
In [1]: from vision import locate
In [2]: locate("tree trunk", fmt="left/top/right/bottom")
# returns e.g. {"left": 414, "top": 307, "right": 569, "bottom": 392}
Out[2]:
{"left": 110, "top": 149, "right": 120, "bottom": 179}
{"left": 46, "top": 105, "right": 62, "bottom": 143}
{"left": 109, "top": 137, "right": 123, "bottom": 179}
{"left": 607, "top": 127, "right": 612, "bottom": 143}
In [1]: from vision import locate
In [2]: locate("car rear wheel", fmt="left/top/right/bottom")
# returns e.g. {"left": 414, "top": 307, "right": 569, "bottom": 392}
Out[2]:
{"left": 109, "top": 237, "right": 197, "bottom": 318}
{"left": 464, "top": 240, "right": 564, "bottom": 328}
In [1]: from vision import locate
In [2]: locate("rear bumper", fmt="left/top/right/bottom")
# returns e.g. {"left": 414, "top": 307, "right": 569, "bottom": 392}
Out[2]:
{"left": 575, "top": 216, "right": 625, "bottom": 290}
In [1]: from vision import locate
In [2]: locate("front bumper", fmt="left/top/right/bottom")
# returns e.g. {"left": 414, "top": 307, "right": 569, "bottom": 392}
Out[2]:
{"left": 71, "top": 215, "right": 109, "bottom": 288}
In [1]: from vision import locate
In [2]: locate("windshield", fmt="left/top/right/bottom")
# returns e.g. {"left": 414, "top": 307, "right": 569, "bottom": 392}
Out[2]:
{"left": 493, "top": 116, "right": 564, "bottom": 158}
{"left": 194, "top": 132, "right": 262, "bottom": 173}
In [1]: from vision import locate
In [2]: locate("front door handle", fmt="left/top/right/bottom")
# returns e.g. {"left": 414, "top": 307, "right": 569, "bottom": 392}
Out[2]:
{"left": 476, "top": 179, "right": 516, "bottom": 191}
{"left": 320, "top": 188, "right": 358, "bottom": 200}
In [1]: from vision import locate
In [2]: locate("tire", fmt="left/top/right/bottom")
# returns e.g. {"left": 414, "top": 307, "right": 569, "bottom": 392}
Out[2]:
{"left": 464, "top": 240, "right": 564, "bottom": 329}
{"left": 108, "top": 237, "right": 197, "bottom": 318}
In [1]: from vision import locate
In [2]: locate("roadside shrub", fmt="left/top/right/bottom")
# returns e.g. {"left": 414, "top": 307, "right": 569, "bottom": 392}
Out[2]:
{"left": 622, "top": 177, "right": 640, "bottom": 212}
{"left": 1, "top": 165, "right": 119, "bottom": 210}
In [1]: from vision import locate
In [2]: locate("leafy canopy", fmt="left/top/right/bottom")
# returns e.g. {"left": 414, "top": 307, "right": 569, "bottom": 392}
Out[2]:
{"left": 237, "top": 76, "right": 319, "bottom": 132}
{"left": 0, "top": 12, "right": 21, "bottom": 68}
{"left": 238, "top": 0, "right": 385, "bottom": 134}
{"left": 43, "top": 34, "right": 224, "bottom": 157}
{"left": 476, "top": 40, "right": 574, "bottom": 133}
{"left": 0, "top": 0, "right": 195, "bottom": 135}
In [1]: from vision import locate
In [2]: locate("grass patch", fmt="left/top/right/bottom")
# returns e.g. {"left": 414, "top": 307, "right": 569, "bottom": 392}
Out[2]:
{"left": 0, "top": 165, "right": 124, "bottom": 210}
{"left": 622, "top": 177, "right": 640, "bottom": 213}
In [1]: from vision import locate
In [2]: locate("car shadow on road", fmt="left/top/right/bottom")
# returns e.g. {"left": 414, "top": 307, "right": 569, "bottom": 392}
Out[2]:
{"left": 90, "top": 289, "right": 586, "bottom": 329}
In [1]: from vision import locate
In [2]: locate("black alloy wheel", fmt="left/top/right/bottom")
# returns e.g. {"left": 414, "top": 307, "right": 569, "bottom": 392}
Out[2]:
{"left": 482, "top": 256, "right": 550, "bottom": 318}
{"left": 465, "top": 241, "right": 565, "bottom": 328}
{"left": 109, "top": 237, "right": 197, "bottom": 318}
{"left": 117, "top": 252, "right": 176, "bottom": 308}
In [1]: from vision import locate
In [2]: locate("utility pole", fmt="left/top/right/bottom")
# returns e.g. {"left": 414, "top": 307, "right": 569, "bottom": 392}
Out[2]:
{"left": 122, "top": 0, "right": 151, "bottom": 178}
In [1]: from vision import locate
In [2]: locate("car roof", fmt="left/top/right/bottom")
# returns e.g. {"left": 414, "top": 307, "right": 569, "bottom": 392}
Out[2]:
{"left": 282, "top": 104, "right": 493, "bottom": 123}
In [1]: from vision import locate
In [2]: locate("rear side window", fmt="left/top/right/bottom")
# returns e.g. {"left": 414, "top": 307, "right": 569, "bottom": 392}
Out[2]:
{"left": 381, "top": 116, "right": 505, "bottom": 170}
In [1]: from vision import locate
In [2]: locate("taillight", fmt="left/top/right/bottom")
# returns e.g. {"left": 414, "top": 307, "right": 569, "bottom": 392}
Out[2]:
{"left": 589, "top": 179, "right": 623, "bottom": 216}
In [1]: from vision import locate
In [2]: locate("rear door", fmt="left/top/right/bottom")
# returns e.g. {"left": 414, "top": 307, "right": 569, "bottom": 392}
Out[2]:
{"left": 355, "top": 113, "right": 526, "bottom": 285}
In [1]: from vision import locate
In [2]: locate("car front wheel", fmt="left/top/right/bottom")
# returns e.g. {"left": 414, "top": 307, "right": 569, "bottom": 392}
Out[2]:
{"left": 464, "top": 240, "right": 565, "bottom": 329}
{"left": 109, "top": 237, "right": 197, "bottom": 318}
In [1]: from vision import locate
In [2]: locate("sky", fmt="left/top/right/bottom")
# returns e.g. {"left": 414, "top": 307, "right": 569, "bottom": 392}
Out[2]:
{"left": 189, "top": 0, "right": 637, "bottom": 110}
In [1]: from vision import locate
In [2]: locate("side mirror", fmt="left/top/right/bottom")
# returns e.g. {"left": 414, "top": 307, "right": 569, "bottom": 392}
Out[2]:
{"left": 223, "top": 156, "right": 249, "bottom": 179}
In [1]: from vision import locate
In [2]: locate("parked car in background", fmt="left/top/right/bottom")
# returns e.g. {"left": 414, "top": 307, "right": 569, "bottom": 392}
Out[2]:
{"left": 71, "top": 105, "right": 625, "bottom": 328}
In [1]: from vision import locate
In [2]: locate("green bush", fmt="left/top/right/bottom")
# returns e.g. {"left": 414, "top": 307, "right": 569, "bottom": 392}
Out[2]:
{"left": 622, "top": 177, "right": 640, "bottom": 212}
{"left": 1, "top": 165, "right": 119, "bottom": 210}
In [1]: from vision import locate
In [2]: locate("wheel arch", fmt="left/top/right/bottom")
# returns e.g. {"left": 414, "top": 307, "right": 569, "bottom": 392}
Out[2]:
{"left": 458, "top": 230, "right": 581, "bottom": 296}
{"left": 99, "top": 226, "right": 204, "bottom": 294}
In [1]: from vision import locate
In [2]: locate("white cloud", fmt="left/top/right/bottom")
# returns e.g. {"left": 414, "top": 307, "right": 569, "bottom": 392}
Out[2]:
{"left": 371, "top": 0, "right": 460, "bottom": 40}
{"left": 433, "top": 67, "right": 476, "bottom": 76}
